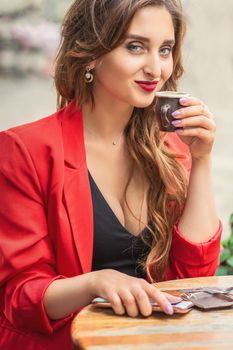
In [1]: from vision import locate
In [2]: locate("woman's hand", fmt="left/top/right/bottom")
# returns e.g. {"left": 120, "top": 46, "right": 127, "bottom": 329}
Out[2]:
{"left": 89, "top": 269, "right": 181, "bottom": 317}
{"left": 171, "top": 96, "right": 216, "bottom": 160}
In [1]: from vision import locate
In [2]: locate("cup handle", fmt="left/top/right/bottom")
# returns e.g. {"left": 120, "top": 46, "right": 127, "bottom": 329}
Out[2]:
{"left": 160, "top": 104, "right": 171, "bottom": 128}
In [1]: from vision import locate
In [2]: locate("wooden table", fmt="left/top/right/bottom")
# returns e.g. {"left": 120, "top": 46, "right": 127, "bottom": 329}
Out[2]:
{"left": 71, "top": 276, "right": 233, "bottom": 350}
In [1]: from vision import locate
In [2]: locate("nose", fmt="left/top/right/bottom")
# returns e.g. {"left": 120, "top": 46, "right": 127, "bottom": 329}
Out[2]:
{"left": 143, "top": 52, "right": 161, "bottom": 80}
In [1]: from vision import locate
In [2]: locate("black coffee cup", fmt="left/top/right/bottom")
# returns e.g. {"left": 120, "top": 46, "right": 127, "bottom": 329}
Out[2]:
{"left": 154, "top": 91, "right": 190, "bottom": 132}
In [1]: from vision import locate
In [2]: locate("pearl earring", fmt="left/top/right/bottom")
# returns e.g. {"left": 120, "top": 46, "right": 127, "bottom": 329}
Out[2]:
{"left": 85, "top": 66, "right": 94, "bottom": 83}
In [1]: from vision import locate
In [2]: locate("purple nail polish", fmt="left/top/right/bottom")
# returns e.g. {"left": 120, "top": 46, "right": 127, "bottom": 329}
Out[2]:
{"left": 172, "top": 120, "right": 181, "bottom": 127}
{"left": 180, "top": 97, "right": 188, "bottom": 104}
{"left": 165, "top": 304, "right": 174, "bottom": 315}
{"left": 172, "top": 110, "right": 181, "bottom": 117}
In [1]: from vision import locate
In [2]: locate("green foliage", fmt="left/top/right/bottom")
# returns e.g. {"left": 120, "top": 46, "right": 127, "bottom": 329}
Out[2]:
{"left": 216, "top": 213, "right": 233, "bottom": 276}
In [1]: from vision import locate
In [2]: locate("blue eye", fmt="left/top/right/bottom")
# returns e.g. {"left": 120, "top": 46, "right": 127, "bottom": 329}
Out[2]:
{"left": 159, "top": 46, "right": 173, "bottom": 57}
{"left": 126, "top": 43, "right": 144, "bottom": 53}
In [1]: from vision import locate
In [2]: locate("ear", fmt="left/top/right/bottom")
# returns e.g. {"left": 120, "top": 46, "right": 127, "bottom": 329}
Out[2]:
{"left": 91, "top": 57, "right": 105, "bottom": 70}
{"left": 89, "top": 58, "right": 96, "bottom": 70}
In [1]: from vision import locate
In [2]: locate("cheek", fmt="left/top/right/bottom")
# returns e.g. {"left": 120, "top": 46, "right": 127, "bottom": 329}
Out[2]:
{"left": 95, "top": 56, "right": 136, "bottom": 88}
{"left": 162, "top": 58, "right": 174, "bottom": 81}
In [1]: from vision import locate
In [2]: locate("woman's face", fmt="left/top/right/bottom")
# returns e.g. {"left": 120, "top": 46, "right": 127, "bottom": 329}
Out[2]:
{"left": 92, "top": 5, "right": 175, "bottom": 108}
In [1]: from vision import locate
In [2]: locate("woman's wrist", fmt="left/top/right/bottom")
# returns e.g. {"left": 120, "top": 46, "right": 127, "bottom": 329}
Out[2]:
{"left": 191, "top": 154, "right": 212, "bottom": 165}
{"left": 87, "top": 271, "right": 100, "bottom": 299}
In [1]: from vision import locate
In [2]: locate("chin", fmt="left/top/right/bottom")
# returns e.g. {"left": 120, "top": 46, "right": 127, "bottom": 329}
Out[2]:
{"left": 133, "top": 99, "right": 155, "bottom": 109}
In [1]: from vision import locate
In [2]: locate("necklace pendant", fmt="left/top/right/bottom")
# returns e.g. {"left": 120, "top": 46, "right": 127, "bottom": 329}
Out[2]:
{"left": 112, "top": 140, "right": 117, "bottom": 146}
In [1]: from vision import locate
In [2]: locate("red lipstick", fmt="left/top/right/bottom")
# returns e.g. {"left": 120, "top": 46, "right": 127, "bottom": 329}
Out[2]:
{"left": 135, "top": 80, "right": 159, "bottom": 92}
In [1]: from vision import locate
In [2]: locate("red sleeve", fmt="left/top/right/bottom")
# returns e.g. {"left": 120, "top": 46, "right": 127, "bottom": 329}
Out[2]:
{"left": 165, "top": 222, "right": 222, "bottom": 280}
{"left": 0, "top": 131, "right": 72, "bottom": 334}
{"left": 163, "top": 132, "right": 192, "bottom": 174}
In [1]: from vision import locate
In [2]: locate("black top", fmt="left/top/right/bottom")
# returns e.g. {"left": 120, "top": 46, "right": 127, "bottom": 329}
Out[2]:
{"left": 89, "top": 172, "right": 150, "bottom": 279}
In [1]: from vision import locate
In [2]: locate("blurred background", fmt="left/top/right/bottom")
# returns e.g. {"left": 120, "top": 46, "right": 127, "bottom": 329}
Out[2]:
{"left": 0, "top": 0, "right": 232, "bottom": 238}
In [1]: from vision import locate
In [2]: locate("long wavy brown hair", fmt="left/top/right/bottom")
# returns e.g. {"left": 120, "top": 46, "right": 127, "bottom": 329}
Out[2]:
{"left": 54, "top": 0, "right": 188, "bottom": 281}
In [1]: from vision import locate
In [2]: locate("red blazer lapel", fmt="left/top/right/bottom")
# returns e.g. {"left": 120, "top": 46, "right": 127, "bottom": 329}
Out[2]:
{"left": 61, "top": 102, "right": 93, "bottom": 274}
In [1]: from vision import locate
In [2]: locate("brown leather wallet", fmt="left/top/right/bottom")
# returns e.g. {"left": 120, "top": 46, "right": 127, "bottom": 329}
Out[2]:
{"left": 180, "top": 287, "right": 233, "bottom": 310}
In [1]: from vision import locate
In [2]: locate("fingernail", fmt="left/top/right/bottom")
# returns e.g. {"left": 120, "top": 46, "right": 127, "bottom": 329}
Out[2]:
{"left": 172, "top": 110, "right": 181, "bottom": 117}
{"left": 165, "top": 304, "right": 174, "bottom": 315}
{"left": 172, "top": 120, "right": 181, "bottom": 127}
{"left": 180, "top": 97, "right": 189, "bottom": 104}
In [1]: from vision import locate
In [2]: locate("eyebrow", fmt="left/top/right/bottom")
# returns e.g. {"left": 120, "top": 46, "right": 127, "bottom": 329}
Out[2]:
{"left": 125, "top": 34, "right": 175, "bottom": 45}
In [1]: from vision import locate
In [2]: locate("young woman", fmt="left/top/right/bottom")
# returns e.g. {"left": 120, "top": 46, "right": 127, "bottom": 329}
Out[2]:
{"left": 0, "top": 0, "right": 221, "bottom": 349}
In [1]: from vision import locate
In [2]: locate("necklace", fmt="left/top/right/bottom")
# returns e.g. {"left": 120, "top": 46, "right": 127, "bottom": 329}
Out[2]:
{"left": 85, "top": 125, "right": 124, "bottom": 146}
{"left": 112, "top": 131, "right": 124, "bottom": 145}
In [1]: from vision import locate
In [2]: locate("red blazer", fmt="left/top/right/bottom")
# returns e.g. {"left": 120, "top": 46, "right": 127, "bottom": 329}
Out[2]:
{"left": 0, "top": 101, "right": 222, "bottom": 349}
